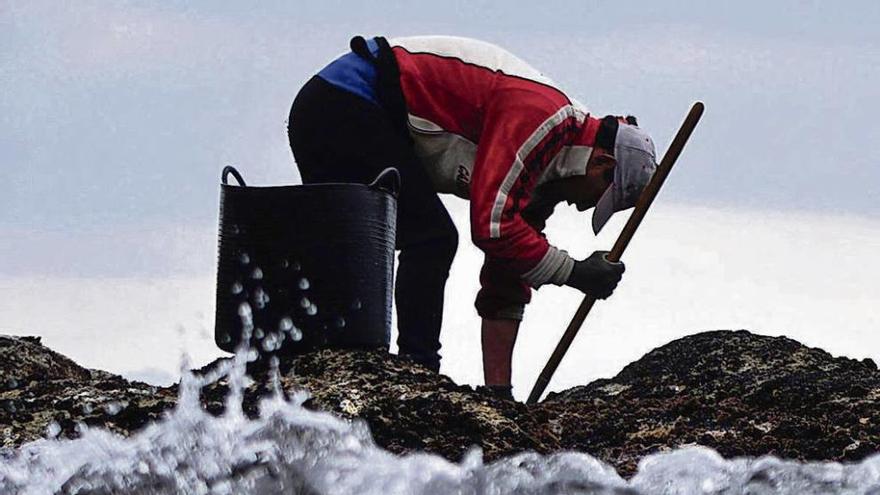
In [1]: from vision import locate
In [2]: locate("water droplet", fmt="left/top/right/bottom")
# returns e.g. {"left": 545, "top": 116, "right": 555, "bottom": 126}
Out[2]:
{"left": 251, "top": 267, "right": 263, "bottom": 280}
{"left": 231, "top": 282, "right": 243, "bottom": 295}
{"left": 306, "top": 304, "right": 318, "bottom": 316}
{"left": 238, "top": 302, "right": 253, "bottom": 319}
{"left": 261, "top": 333, "right": 280, "bottom": 352}
{"left": 351, "top": 299, "right": 362, "bottom": 311}
{"left": 237, "top": 302, "right": 254, "bottom": 341}
{"left": 253, "top": 288, "right": 270, "bottom": 309}
{"left": 46, "top": 421, "right": 61, "bottom": 438}
{"left": 279, "top": 317, "right": 294, "bottom": 331}
{"left": 280, "top": 259, "right": 289, "bottom": 268}
{"left": 298, "top": 278, "right": 310, "bottom": 290}
{"left": 254, "top": 328, "right": 265, "bottom": 339}
{"left": 334, "top": 316, "right": 346, "bottom": 328}
{"left": 230, "top": 224, "right": 240, "bottom": 235}
{"left": 219, "top": 333, "right": 232, "bottom": 344}
{"left": 104, "top": 401, "right": 126, "bottom": 416}
{"left": 246, "top": 349, "right": 259, "bottom": 362}
{"left": 239, "top": 252, "right": 250, "bottom": 264}
{"left": 292, "top": 261, "right": 301, "bottom": 271}
{"left": 290, "top": 327, "right": 303, "bottom": 341}
{"left": 299, "top": 297, "right": 311, "bottom": 309}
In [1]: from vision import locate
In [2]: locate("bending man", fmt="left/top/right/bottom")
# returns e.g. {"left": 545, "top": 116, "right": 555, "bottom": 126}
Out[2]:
{"left": 287, "top": 35, "right": 656, "bottom": 399}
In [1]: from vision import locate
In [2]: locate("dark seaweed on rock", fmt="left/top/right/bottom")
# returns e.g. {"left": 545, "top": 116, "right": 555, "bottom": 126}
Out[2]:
{"left": 542, "top": 330, "right": 880, "bottom": 474}
{"left": 2, "top": 330, "right": 879, "bottom": 477}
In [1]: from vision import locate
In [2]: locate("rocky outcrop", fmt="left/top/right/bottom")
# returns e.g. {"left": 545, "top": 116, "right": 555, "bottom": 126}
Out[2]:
{"left": 540, "top": 330, "right": 880, "bottom": 474}
{"left": 0, "top": 335, "right": 178, "bottom": 448}
{"left": 2, "top": 330, "right": 879, "bottom": 476}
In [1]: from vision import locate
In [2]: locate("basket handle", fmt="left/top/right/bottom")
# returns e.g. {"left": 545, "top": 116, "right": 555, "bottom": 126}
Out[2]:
{"left": 369, "top": 167, "right": 400, "bottom": 198}
{"left": 222, "top": 166, "right": 247, "bottom": 186}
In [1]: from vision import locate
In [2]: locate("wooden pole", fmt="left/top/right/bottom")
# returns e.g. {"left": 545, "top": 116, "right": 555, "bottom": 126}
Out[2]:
{"left": 526, "top": 102, "right": 705, "bottom": 404}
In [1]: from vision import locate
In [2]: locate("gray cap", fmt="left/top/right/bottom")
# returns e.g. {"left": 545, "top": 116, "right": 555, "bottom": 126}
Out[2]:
{"left": 591, "top": 124, "right": 657, "bottom": 234}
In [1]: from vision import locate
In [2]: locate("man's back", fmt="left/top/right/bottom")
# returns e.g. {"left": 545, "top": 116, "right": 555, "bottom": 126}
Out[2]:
{"left": 391, "top": 36, "right": 571, "bottom": 139}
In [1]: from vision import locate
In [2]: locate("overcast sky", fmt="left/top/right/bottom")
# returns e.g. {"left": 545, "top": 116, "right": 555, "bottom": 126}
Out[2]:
{"left": 3, "top": 1, "right": 879, "bottom": 238}
{"left": 2, "top": 1, "right": 879, "bottom": 393}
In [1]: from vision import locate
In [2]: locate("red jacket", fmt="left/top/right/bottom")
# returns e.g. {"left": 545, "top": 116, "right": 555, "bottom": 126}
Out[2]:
{"left": 390, "top": 36, "right": 603, "bottom": 319}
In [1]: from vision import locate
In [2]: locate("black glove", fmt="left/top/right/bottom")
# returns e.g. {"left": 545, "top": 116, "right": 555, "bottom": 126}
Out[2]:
{"left": 565, "top": 250, "right": 625, "bottom": 299}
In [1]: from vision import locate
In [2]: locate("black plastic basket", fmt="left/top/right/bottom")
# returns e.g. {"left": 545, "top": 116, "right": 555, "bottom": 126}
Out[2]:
{"left": 214, "top": 166, "right": 399, "bottom": 357}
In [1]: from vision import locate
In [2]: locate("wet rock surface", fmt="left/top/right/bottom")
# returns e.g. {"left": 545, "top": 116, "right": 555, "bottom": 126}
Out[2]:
{"left": 542, "top": 330, "right": 880, "bottom": 475}
{"left": 2, "top": 330, "right": 879, "bottom": 477}
{"left": 0, "top": 335, "right": 177, "bottom": 449}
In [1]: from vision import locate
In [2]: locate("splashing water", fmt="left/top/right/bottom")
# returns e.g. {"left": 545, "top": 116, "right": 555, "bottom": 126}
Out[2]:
{"left": 278, "top": 317, "right": 294, "bottom": 332}
{"left": 3, "top": 372, "right": 880, "bottom": 495}
{"left": 2, "top": 306, "right": 880, "bottom": 493}
{"left": 278, "top": 317, "right": 302, "bottom": 342}
{"left": 45, "top": 422, "right": 61, "bottom": 439}
{"left": 103, "top": 401, "right": 126, "bottom": 416}
{"left": 253, "top": 287, "right": 270, "bottom": 309}
{"left": 261, "top": 332, "right": 281, "bottom": 352}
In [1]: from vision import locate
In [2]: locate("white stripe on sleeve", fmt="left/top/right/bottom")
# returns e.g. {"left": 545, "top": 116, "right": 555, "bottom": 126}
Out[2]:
{"left": 488, "top": 106, "right": 578, "bottom": 238}
{"left": 521, "top": 245, "right": 575, "bottom": 288}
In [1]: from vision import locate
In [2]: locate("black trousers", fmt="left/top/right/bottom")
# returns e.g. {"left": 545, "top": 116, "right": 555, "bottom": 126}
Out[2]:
{"left": 288, "top": 76, "right": 457, "bottom": 372}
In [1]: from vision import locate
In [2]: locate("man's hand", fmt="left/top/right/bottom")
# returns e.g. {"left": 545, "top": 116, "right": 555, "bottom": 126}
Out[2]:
{"left": 565, "top": 250, "right": 625, "bottom": 299}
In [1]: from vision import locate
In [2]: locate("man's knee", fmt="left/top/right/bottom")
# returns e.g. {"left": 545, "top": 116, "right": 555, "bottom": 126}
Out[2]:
{"left": 436, "top": 227, "right": 459, "bottom": 265}
{"left": 424, "top": 228, "right": 459, "bottom": 265}
{"left": 398, "top": 219, "right": 458, "bottom": 266}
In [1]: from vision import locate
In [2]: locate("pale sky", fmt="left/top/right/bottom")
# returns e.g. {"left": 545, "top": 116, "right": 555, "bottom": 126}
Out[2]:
{"left": 2, "top": 1, "right": 879, "bottom": 394}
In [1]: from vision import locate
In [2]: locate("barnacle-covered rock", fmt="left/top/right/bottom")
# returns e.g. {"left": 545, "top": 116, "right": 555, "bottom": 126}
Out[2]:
{"left": 3, "top": 330, "right": 879, "bottom": 477}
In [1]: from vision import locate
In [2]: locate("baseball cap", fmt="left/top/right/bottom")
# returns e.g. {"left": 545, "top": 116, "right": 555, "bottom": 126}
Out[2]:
{"left": 591, "top": 123, "right": 657, "bottom": 234}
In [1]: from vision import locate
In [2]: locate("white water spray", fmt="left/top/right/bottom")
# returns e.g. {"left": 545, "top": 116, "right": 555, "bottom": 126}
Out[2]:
{"left": 2, "top": 304, "right": 880, "bottom": 494}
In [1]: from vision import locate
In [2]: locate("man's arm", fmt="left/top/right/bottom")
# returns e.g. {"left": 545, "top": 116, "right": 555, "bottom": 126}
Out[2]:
{"left": 477, "top": 199, "right": 557, "bottom": 391}
{"left": 468, "top": 100, "right": 581, "bottom": 288}
{"left": 481, "top": 318, "right": 520, "bottom": 387}
{"left": 468, "top": 97, "right": 578, "bottom": 394}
